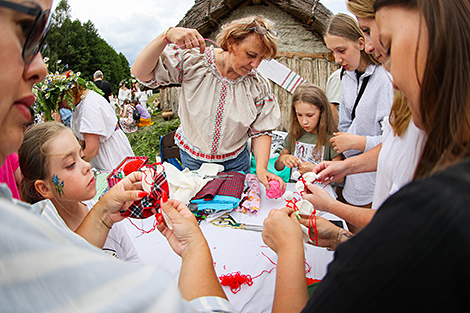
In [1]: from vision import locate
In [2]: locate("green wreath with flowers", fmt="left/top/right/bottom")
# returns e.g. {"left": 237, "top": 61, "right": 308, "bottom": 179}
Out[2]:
{"left": 34, "top": 60, "right": 103, "bottom": 121}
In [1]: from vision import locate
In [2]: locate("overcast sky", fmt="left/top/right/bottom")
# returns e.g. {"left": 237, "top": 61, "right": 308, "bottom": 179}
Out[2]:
{"left": 52, "top": 0, "right": 350, "bottom": 67}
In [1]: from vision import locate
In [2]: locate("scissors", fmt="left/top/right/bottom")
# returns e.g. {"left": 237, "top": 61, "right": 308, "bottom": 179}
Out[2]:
{"left": 204, "top": 174, "right": 234, "bottom": 179}
{"left": 210, "top": 213, "right": 264, "bottom": 232}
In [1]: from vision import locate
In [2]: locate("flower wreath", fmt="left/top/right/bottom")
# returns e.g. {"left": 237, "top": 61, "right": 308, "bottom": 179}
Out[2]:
{"left": 35, "top": 65, "right": 104, "bottom": 120}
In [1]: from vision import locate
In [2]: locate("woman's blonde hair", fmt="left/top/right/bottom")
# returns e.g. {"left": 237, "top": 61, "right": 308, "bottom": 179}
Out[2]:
{"left": 347, "top": 0, "right": 376, "bottom": 18}
{"left": 289, "top": 83, "right": 338, "bottom": 156}
{"left": 389, "top": 90, "right": 412, "bottom": 136}
{"left": 18, "top": 122, "right": 71, "bottom": 204}
{"left": 347, "top": 0, "right": 411, "bottom": 137}
{"left": 324, "top": 13, "right": 379, "bottom": 66}
{"left": 216, "top": 15, "right": 278, "bottom": 60}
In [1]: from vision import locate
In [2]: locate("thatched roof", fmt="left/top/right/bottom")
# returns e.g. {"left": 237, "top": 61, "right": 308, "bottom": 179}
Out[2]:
{"left": 176, "top": 0, "right": 333, "bottom": 37}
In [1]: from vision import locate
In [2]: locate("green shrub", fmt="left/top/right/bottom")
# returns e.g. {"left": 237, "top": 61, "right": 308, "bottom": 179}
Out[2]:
{"left": 125, "top": 113, "right": 180, "bottom": 162}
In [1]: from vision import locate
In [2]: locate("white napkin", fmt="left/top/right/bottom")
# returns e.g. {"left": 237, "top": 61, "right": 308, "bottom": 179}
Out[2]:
{"left": 164, "top": 162, "right": 224, "bottom": 205}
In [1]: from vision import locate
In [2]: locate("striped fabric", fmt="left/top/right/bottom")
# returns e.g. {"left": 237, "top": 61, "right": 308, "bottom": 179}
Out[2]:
{"left": 0, "top": 184, "right": 236, "bottom": 312}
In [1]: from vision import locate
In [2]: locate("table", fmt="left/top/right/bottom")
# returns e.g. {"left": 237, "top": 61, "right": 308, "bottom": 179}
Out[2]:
{"left": 122, "top": 183, "right": 341, "bottom": 313}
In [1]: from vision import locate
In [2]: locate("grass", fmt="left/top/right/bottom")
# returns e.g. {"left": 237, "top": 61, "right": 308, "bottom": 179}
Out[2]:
{"left": 125, "top": 94, "right": 180, "bottom": 161}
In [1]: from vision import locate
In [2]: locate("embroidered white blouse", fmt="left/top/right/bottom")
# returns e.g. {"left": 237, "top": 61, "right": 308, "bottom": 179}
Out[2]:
{"left": 142, "top": 45, "right": 281, "bottom": 162}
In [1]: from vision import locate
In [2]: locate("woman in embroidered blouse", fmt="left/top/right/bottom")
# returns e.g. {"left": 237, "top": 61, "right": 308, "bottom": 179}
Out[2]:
{"left": 132, "top": 16, "right": 285, "bottom": 190}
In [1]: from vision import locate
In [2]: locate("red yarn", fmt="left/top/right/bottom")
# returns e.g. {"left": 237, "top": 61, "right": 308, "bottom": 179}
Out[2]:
{"left": 219, "top": 251, "right": 313, "bottom": 294}
{"left": 306, "top": 278, "right": 322, "bottom": 285}
{"left": 126, "top": 213, "right": 161, "bottom": 234}
{"left": 308, "top": 209, "right": 318, "bottom": 246}
{"left": 219, "top": 272, "right": 253, "bottom": 294}
{"left": 123, "top": 159, "right": 144, "bottom": 176}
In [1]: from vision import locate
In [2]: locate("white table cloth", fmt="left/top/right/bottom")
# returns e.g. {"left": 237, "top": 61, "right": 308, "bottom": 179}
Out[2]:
{"left": 123, "top": 183, "right": 342, "bottom": 313}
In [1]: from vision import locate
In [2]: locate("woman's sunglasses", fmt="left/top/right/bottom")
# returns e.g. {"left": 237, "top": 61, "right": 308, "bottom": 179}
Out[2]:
{"left": 247, "top": 25, "right": 278, "bottom": 37}
{"left": 0, "top": 0, "right": 51, "bottom": 64}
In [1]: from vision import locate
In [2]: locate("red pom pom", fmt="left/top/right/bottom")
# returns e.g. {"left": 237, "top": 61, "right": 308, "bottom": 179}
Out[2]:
{"left": 123, "top": 159, "right": 144, "bottom": 176}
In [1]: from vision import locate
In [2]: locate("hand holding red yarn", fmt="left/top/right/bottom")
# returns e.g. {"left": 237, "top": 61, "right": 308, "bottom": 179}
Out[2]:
{"left": 157, "top": 196, "right": 206, "bottom": 257}
{"left": 299, "top": 215, "right": 342, "bottom": 249}
{"left": 165, "top": 27, "right": 206, "bottom": 54}
{"left": 94, "top": 171, "right": 147, "bottom": 226}
{"left": 301, "top": 183, "right": 335, "bottom": 214}
{"left": 262, "top": 207, "right": 303, "bottom": 254}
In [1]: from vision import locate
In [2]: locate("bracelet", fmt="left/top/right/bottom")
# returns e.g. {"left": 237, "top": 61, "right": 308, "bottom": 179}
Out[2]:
{"left": 163, "top": 26, "right": 173, "bottom": 44}
{"left": 101, "top": 219, "right": 112, "bottom": 230}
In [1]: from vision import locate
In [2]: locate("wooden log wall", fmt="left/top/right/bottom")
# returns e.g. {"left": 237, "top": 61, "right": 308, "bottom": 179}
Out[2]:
{"left": 159, "top": 56, "right": 339, "bottom": 131}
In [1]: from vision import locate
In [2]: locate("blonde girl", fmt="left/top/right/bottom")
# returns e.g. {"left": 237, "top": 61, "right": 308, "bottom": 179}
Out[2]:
{"left": 19, "top": 122, "right": 139, "bottom": 261}
{"left": 275, "top": 83, "right": 342, "bottom": 179}
{"left": 323, "top": 13, "right": 393, "bottom": 211}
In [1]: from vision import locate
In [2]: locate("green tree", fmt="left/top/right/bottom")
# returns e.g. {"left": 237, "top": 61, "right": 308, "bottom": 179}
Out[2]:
{"left": 43, "top": 0, "right": 131, "bottom": 91}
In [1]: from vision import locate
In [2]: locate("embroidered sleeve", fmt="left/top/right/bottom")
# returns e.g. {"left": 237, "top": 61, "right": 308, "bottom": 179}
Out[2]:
{"left": 249, "top": 71, "right": 281, "bottom": 134}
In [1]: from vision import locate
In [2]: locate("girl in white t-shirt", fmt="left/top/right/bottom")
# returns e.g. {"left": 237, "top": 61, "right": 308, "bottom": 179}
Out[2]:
{"left": 275, "top": 83, "right": 342, "bottom": 181}
{"left": 18, "top": 122, "right": 140, "bottom": 262}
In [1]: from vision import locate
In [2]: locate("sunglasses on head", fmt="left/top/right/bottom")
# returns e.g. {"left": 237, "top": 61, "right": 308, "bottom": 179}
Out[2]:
{"left": 0, "top": 0, "right": 51, "bottom": 64}
{"left": 246, "top": 25, "right": 278, "bottom": 37}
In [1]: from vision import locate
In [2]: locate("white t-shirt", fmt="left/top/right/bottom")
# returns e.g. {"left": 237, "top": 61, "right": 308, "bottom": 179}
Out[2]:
{"left": 71, "top": 90, "right": 134, "bottom": 171}
{"left": 372, "top": 117, "right": 427, "bottom": 209}
{"left": 84, "top": 200, "right": 140, "bottom": 262}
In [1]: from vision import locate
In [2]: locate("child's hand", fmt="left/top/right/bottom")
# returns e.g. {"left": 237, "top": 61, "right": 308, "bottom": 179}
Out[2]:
{"left": 330, "top": 132, "right": 366, "bottom": 153}
{"left": 95, "top": 171, "right": 146, "bottom": 226}
{"left": 298, "top": 161, "right": 315, "bottom": 174}
{"left": 281, "top": 154, "right": 302, "bottom": 168}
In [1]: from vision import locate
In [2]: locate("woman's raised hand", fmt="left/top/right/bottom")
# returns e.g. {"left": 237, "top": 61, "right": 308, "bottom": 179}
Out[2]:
{"left": 166, "top": 27, "right": 206, "bottom": 54}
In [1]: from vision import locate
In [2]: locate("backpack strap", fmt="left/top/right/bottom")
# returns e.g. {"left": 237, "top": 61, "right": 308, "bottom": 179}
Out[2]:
{"left": 351, "top": 75, "right": 370, "bottom": 121}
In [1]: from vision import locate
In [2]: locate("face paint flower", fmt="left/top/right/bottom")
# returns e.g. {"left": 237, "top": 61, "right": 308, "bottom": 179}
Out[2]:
{"left": 52, "top": 174, "right": 65, "bottom": 197}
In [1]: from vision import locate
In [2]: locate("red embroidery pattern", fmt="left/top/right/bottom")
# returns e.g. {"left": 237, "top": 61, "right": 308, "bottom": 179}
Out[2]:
{"left": 211, "top": 81, "right": 228, "bottom": 155}
{"left": 174, "top": 130, "right": 245, "bottom": 161}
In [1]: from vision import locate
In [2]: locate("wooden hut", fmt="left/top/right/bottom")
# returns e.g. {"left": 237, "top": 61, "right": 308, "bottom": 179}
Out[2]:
{"left": 160, "top": 0, "right": 339, "bottom": 131}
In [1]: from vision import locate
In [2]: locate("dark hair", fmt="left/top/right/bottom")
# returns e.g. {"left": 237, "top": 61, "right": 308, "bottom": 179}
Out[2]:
{"left": 375, "top": 0, "right": 470, "bottom": 178}
{"left": 18, "top": 122, "right": 71, "bottom": 204}
{"left": 289, "top": 83, "right": 338, "bottom": 156}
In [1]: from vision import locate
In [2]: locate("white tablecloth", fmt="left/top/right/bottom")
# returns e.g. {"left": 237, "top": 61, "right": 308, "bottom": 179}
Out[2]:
{"left": 122, "top": 183, "right": 341, "bottom": 313}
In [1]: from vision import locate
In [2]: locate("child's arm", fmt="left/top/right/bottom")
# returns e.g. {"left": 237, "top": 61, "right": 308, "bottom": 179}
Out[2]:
{"left": 82, "top": 133, "right": 100, "bottom": 163}
{"left": 275, "top": 148, "right": 302, "bottom": 171}
{"left": 330, "top": 132, "right": 366, "bottom": 153}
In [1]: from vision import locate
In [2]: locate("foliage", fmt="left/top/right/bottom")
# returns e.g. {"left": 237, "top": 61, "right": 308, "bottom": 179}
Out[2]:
{"left": 35, "top": 67, "right": 103, "bottom": 120}
{"left": 126, "top": 110, "right": 180, "bottom": 161}
{"left": 43, "top": 0, "right": 132, "bottom": 93}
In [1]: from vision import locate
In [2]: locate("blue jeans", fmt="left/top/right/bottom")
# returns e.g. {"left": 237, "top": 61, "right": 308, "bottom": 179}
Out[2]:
{"left": 180, "top": 147, "right": 251, "bottom": 174}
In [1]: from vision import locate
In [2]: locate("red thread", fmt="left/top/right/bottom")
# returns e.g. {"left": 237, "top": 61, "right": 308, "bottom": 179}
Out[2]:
{"left": 219, "top": 272, "right": 253, "bottom": 294}
{"left": 308, "top": 209, "right": 318, "bottom": 246}
{"left": 126, "top": 214, "right": 160, "bottom": 234}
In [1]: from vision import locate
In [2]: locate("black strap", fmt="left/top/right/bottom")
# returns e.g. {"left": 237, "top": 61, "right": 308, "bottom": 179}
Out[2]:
{"left": 351, "top": 75, "right": 370, "bottom": 121}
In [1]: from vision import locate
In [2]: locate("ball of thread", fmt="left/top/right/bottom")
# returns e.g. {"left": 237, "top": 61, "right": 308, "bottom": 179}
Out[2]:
{"left": 266, "top": 180, "right": 283, "bottom": 199}
{"left": 219, "top": 272, "right": 253, "bottom": 294}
